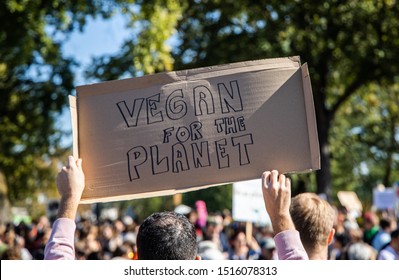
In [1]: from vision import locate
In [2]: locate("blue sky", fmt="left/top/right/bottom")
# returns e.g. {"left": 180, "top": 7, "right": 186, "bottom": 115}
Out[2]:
{"left": 58, "top": 13, "right": 130, "bottom": 147}
{"left": 63, "top": 13, "right": 131, "bottom": 86}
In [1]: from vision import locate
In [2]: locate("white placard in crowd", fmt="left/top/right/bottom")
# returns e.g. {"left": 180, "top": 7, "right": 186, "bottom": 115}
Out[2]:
{"left": 232, "top": 179, "right": 270, "bottom": 225}
{"left": 373, "top": 187, "right": 396, "bottom": 210}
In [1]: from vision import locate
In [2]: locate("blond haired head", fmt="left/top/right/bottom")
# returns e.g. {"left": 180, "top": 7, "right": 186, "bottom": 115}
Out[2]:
{"left": 290, "top": 193, "right": 335, "bottom": 259}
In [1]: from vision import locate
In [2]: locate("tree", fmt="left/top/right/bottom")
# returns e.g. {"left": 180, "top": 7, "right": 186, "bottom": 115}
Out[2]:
{"left": 175, "top": 0, "right": 399, "bottom": 198}
{"left": 183, "top": 184, "right": 232, "bottom": 213}
{"left": 85, "top": 0, "right": 183, "bottom": 80}
{"left": 0, "top": 0, "right": 120, "bottom": 213}
{"left": 88, "top": 0, "right": 399, "bottom": 200}
{"left": 330, "top": 83, "right": 399, "bottom": 204}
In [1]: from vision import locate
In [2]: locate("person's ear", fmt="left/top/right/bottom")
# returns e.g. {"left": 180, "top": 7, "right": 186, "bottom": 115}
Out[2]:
{"left": 327, "top": 228, "right": 335, "bottom": 245}
{"left": 195, "top": 255, "right": 201, "bottom": 260}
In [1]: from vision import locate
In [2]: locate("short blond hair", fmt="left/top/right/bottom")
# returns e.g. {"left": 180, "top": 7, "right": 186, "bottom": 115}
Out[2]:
{"left": 290, "top": 193, "right": 335, "bottom": 251}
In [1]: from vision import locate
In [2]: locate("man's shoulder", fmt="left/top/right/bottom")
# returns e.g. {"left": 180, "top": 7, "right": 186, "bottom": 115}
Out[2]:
{"left": 378, "top": 245, "right": 398, "bottom": 260}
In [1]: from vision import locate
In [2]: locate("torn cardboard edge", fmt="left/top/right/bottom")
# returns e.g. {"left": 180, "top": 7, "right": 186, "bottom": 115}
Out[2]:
{"left": 69, "top": 56, "right": 320, "bottom": 204}
{"left": 75, "top": 56, "right": 301, "bottom": 96}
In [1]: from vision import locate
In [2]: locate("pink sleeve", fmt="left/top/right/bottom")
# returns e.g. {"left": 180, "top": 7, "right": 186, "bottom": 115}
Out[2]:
{"left": 44, "top": 218, "right": 76, "bottom": 260}
{"left": 274, "top": 230, "right": 309, "bottom": 260}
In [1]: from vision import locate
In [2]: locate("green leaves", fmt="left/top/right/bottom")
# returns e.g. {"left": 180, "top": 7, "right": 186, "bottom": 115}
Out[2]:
{"left": 331, "top": 84, "right": 399, "bottom": 203}
{"left": 86, "top": 0, "right": 184, "bottom": 80}
{"left": 0, "top": 0, "right": 118, "bottom": 203}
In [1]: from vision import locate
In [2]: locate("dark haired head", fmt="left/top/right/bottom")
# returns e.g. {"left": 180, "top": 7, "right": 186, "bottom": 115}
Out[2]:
{"left": 391, "top": 229, "right": 399, "bottom": 239}
{"left": 137, "top": 211, "right": 197, "bottom": 260}
{"left": 379, "top": 219, "right": 391, "bottom": 230}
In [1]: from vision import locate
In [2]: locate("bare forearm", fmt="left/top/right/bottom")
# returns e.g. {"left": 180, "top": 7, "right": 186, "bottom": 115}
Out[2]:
{"left": 270, "top": 213, "right": 296, "bottom": 234}
{"left": 57, "top": 197, "right": 80, "bottom": 221}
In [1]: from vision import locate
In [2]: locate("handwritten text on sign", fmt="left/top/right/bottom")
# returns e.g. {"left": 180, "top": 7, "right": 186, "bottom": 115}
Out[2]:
{"left": 116, "top": 79, "right": 254, "bottom": 181}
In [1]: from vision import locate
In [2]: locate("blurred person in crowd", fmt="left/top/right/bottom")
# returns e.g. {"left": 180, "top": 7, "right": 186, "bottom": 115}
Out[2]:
{"left": 197, "top": 240, "right": 226, "bottom": 260}
{"left": 195, "top": 200, "right": 208, "bottom": 229}
{"left": 255, "top": 224, "right": 274, "bottom": 241}
{"left": 329, "top": 208, "right": 359, "bottom": 260}
{"left": 0, "top": 223, "right": 7, "bottom": 255}
{"left": 363, "top": 211, "right": 379, "bottom": 245}
{"left": 74, "top": 219, "right": 98, "bottom": 259}
{"left": 122, "top": 215, "right": 139, "bottom": 243}
{"left": 339, "top": 222, "right": 377, "bottom": 260}
{"left": 0, "top": 226, "right": 17, "bottom": 260}
{"left": 37, "top": 216, "right": 50, "bottom": 233}
{"left": 329, "top": 233, "right": 350, "bottom": 260}
{"left": 1, "top": 246, "right": 22, "bottom": 260}
{"left": 2, "top": 225, "right": 16, "bottom": 249}
{"left": 377, "top": 228, "right": 399, "bottom": 260}
{"left": 228, "top": 229, "right": 261, "bottom": 260}
{"left": 345, "top": 227, "right": 363, "bottom": 256}
{"left": 104, "top": 220, "right": 125, "bottom": 256}
{"left": 289, "top": 192, "right": 335, "bottom": 260}
{"left": 32, "top": 225, "right": 52, "bottom": 259}
{"left": 202, "top": 213, "right": 230, "bottom": 257}
{"left": 187, "top": 208, "right": 204, "bottom": 241}
{"left": 372, "top": 218, "right": 392, "bottom": 251}
{"left": 75, "top": 245, "right": 87, "bottom": 260}
{"left": 111, "top": 219, "right": 126, "bottom": 248}
{"left": 98, "top": 222, "right": 115, "bottom": 258}
{"left": 222, "top": 209, "right": 233, "bottom": 228}
{"left": 347, "top": 241, "right": 377, "bottom": 260}
{"left": 87, "top": 251, "right": 103, "bottom": 260}
{"left": 15, "top": 235, "right": 33, "bottom": 260}
{"left": 332, "top": 206, "right": 347, "bottom": 236}
{"left": 258, "top": 237, "right": 278, "bottom": 260}
{"left": 111, "top": 241, "right": 135, "bottom": 260}
{"left": 0, "top": 224, "right": 33, "bottom": 260}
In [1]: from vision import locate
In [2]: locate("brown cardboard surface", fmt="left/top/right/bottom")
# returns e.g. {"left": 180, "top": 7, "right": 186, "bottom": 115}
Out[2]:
{"left": 71, "top": 56, "right": 320, "bottom": 203}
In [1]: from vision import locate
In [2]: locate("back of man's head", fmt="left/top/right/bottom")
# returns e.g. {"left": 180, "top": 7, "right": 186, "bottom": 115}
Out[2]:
{"left": 290, "top": 193, "right": 335, "bottom": 257}
{"left": 137, "top": 211, "right": 198, "bottom": 260}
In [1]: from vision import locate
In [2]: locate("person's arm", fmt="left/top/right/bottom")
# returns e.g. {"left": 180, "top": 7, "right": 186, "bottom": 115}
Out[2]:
{"left": 44, "top": 156, "right": 85, "bottom": 260}
{"left": 273, "top": 230, "right": 308, "bottom": 260}
{"left": 261, "top": 170, "right": 308, "bottom": 260}
{"left": 44, "top": 218, "right": 76, "bottom": 260}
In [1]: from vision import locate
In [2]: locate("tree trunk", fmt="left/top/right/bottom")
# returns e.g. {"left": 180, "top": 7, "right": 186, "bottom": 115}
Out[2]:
{"left": 0, "top": 170, "right": 12, "bottom": 224}
{"left": 316, "top": 121, "right": 332, "bottom": 200}
{"left": 383, "top": 116, "right": 396, "bottom": 187}
{"left": 313, "top": 82, "right": 333, "bottom": 200}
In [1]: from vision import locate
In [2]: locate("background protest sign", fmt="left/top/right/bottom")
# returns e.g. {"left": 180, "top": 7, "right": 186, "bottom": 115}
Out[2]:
{"left": 232, "top": 179, "right": 270, "bottom": 225}
{"left": 337, "top": 191, "right": 363, "bottom": 214}
{"left": 373, "top": 188, "right": 396, "bottom": 210}
{"left": 70, "top": 56, "right": 320, "bottom": 203}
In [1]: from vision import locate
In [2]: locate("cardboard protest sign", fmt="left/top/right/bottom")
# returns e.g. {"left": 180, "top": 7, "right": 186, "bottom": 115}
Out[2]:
{"left": 337, "top": 191, "right": 363, "bottom": 213}
{"left": 70, "top": 56, "right": 319, "bottom": 203}
{"left": 232, "top": 179, "right": 271, "bottom": 225}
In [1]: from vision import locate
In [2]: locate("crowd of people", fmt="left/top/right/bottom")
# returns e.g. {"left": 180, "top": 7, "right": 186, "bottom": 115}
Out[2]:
{"left": 0, "top": 157, "right": 398, "bottom": 260}
{"left": 1, "top": 204, "right": 398, "bottom": 260}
